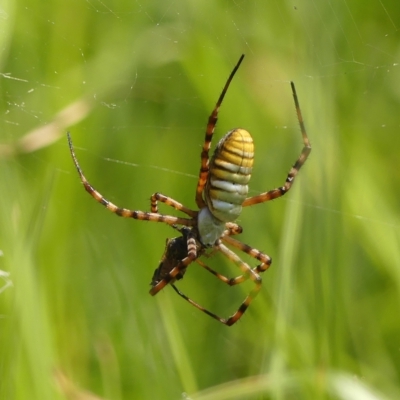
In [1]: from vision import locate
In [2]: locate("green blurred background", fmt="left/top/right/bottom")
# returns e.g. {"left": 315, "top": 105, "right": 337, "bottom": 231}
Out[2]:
{"left": 1, "top": 1, "right": 400, "bottom": 399}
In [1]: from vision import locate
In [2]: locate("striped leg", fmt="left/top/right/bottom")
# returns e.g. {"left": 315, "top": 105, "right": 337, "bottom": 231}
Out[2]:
{"left": 195, "top": 54, "right": 245, "bottom": 208}
{"left": 67, "top": 133, "right": 195, "bottom": 226}
{"left": 195, "top": 234, "right": 271, "bottom": 285}
{"left": 224, "top": 222, "right": 243, "bottom": 236}
{"left": 242, "top": 81, "right": 311, "bottom": 207}
{"left": 217, "top": 242, "right": 262, "bottom": 325}
{"left": 150, "top": 192, "right": 197, "bottom": 217}
{"left": 149, "top": 228, "right": 199, "bottom": 295}
{"left": 172, "top": 242, "right": 262, "bottom": 326}
{"left": 222, "top": 235, "right": 272, "bottom": 274}
{"left": 193, "top": 258, "right": 236, "bottom": 284}
{"left": 170, "top": 284, "right": 232, "bottom": 325}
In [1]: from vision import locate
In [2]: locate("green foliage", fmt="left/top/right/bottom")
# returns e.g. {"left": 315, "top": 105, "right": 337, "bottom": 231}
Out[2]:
{"left": 1, "top": 1, "right": 400, "bottom": 399}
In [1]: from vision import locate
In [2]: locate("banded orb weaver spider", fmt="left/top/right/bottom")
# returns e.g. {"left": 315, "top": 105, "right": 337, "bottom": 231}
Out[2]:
{"left": 67, "top": 54, "right": 311, "bottom": 326}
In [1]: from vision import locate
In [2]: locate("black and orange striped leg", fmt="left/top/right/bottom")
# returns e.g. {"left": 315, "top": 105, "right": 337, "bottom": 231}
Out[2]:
{"left": 150, "top": 229, "right": 190, "bottom": 287}
{"left": 217, "top": 242, "right": 262, "bottom": 325}
{"left": 67, "top": 133, "right": 195, "bottom": 226}
{"left": 195, "top": 54, "right": 245, "bottom": 208}
{"left": 222, "top": 235, "right": 272, "bottom": 274}
{"left": 170, "top": 284, "right": 232, "bottom": 325}
{"left": 172, "top": 242, "right": 262, "bottom": 326}
{"left": 149, "top": 228, "right": 198, "bottom": 295}
{"left": 242, "top": 81, "right": 311, "bottom": 207}
{"left": 150, "top": 192, "right": 197, "bottom": 217}
{"left": 193, "top": 258, "right": 236, "bottom": 284}
{"left": 224, "top": 222, "right": 243, "bottom": 236}
{"left": 192, "top": 253, "right": 266, "bottom": 286}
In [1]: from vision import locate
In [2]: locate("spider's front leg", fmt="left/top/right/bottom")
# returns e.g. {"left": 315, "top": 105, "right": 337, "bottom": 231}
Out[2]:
{"left": 67, "top": 133, "right": 194, "bottom": 226}
{"left": 149, "top": 228, "right": 199, "bottom": 295}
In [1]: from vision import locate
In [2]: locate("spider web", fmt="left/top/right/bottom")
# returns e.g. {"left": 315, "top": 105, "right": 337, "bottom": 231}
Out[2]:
{"left": 1, "top": 1, "right": 400, "bottom": 397}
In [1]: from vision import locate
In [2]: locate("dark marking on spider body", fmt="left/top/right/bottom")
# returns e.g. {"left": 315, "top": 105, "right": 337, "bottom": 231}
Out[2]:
{"left": 151, "top": 228, "right": 192, "bottom": 287}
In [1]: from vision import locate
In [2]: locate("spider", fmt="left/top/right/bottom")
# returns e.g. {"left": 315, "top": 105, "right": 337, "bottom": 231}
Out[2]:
{"left": 67, "top": 54, "right": 311, "bottom": 326}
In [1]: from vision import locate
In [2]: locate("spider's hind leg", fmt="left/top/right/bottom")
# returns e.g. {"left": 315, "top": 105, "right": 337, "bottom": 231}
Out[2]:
{"left": 170, "top": 283, "right": 233, "bottom": 325}
{"left": 216, "top": 242, "right": 263, "bottom": 325}
{"left": 242, "top": 81, "right": 311, "bottom": 207}
{"left": 171, "top": 241, "right": 263, "bottom": 326}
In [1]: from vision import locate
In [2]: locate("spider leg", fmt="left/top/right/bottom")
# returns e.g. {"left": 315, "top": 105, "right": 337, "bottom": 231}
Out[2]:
{"left": 149, "top": 228, "right": 198, "bottom": 295}
{"left": 171, "top": 283, "right": 232, "bottom": 325}
{"left": 194, "top": 258, "right": 234, "bottom": 284}
{"left": 171, "top": 243, "right": 262, "bottom": 326}
{"left": 215, "top": 242, "right": 262, "bottom": 325}
{"left": 169, "top": 241, "right": 264, "bottom": 326}
{"left": 242, "top": 81, "right": 311, "bottom": 207}
{"left": 67, "top": 133, "right": 195, "bottom": 227}
{"left": 224, "top": 222, "right": 243, "bottom": 236}
{"left": 180, "top": 221, "right": 241, "bottom": 268}
{"left": 195, "top": 54, "right": 245, "bottom": 209}
{"left": 193, "top": 233, "right": 271, "bottom": 286}
{"left": 222, "top": 235, "right": 272, "bottom": 274}
{"left": 150, "top": 192, "right": 197, "bottom": 217}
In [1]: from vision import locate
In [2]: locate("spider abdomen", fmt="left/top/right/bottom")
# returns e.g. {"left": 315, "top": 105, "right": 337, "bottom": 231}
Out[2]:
{"left": 205, "top": 128, "right": 254, "bottom": 222}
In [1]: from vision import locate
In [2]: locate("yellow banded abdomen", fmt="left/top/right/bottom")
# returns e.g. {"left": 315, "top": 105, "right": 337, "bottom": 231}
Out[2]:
{"left": 205, "top": 128, "right": 254, "bottom": 222}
